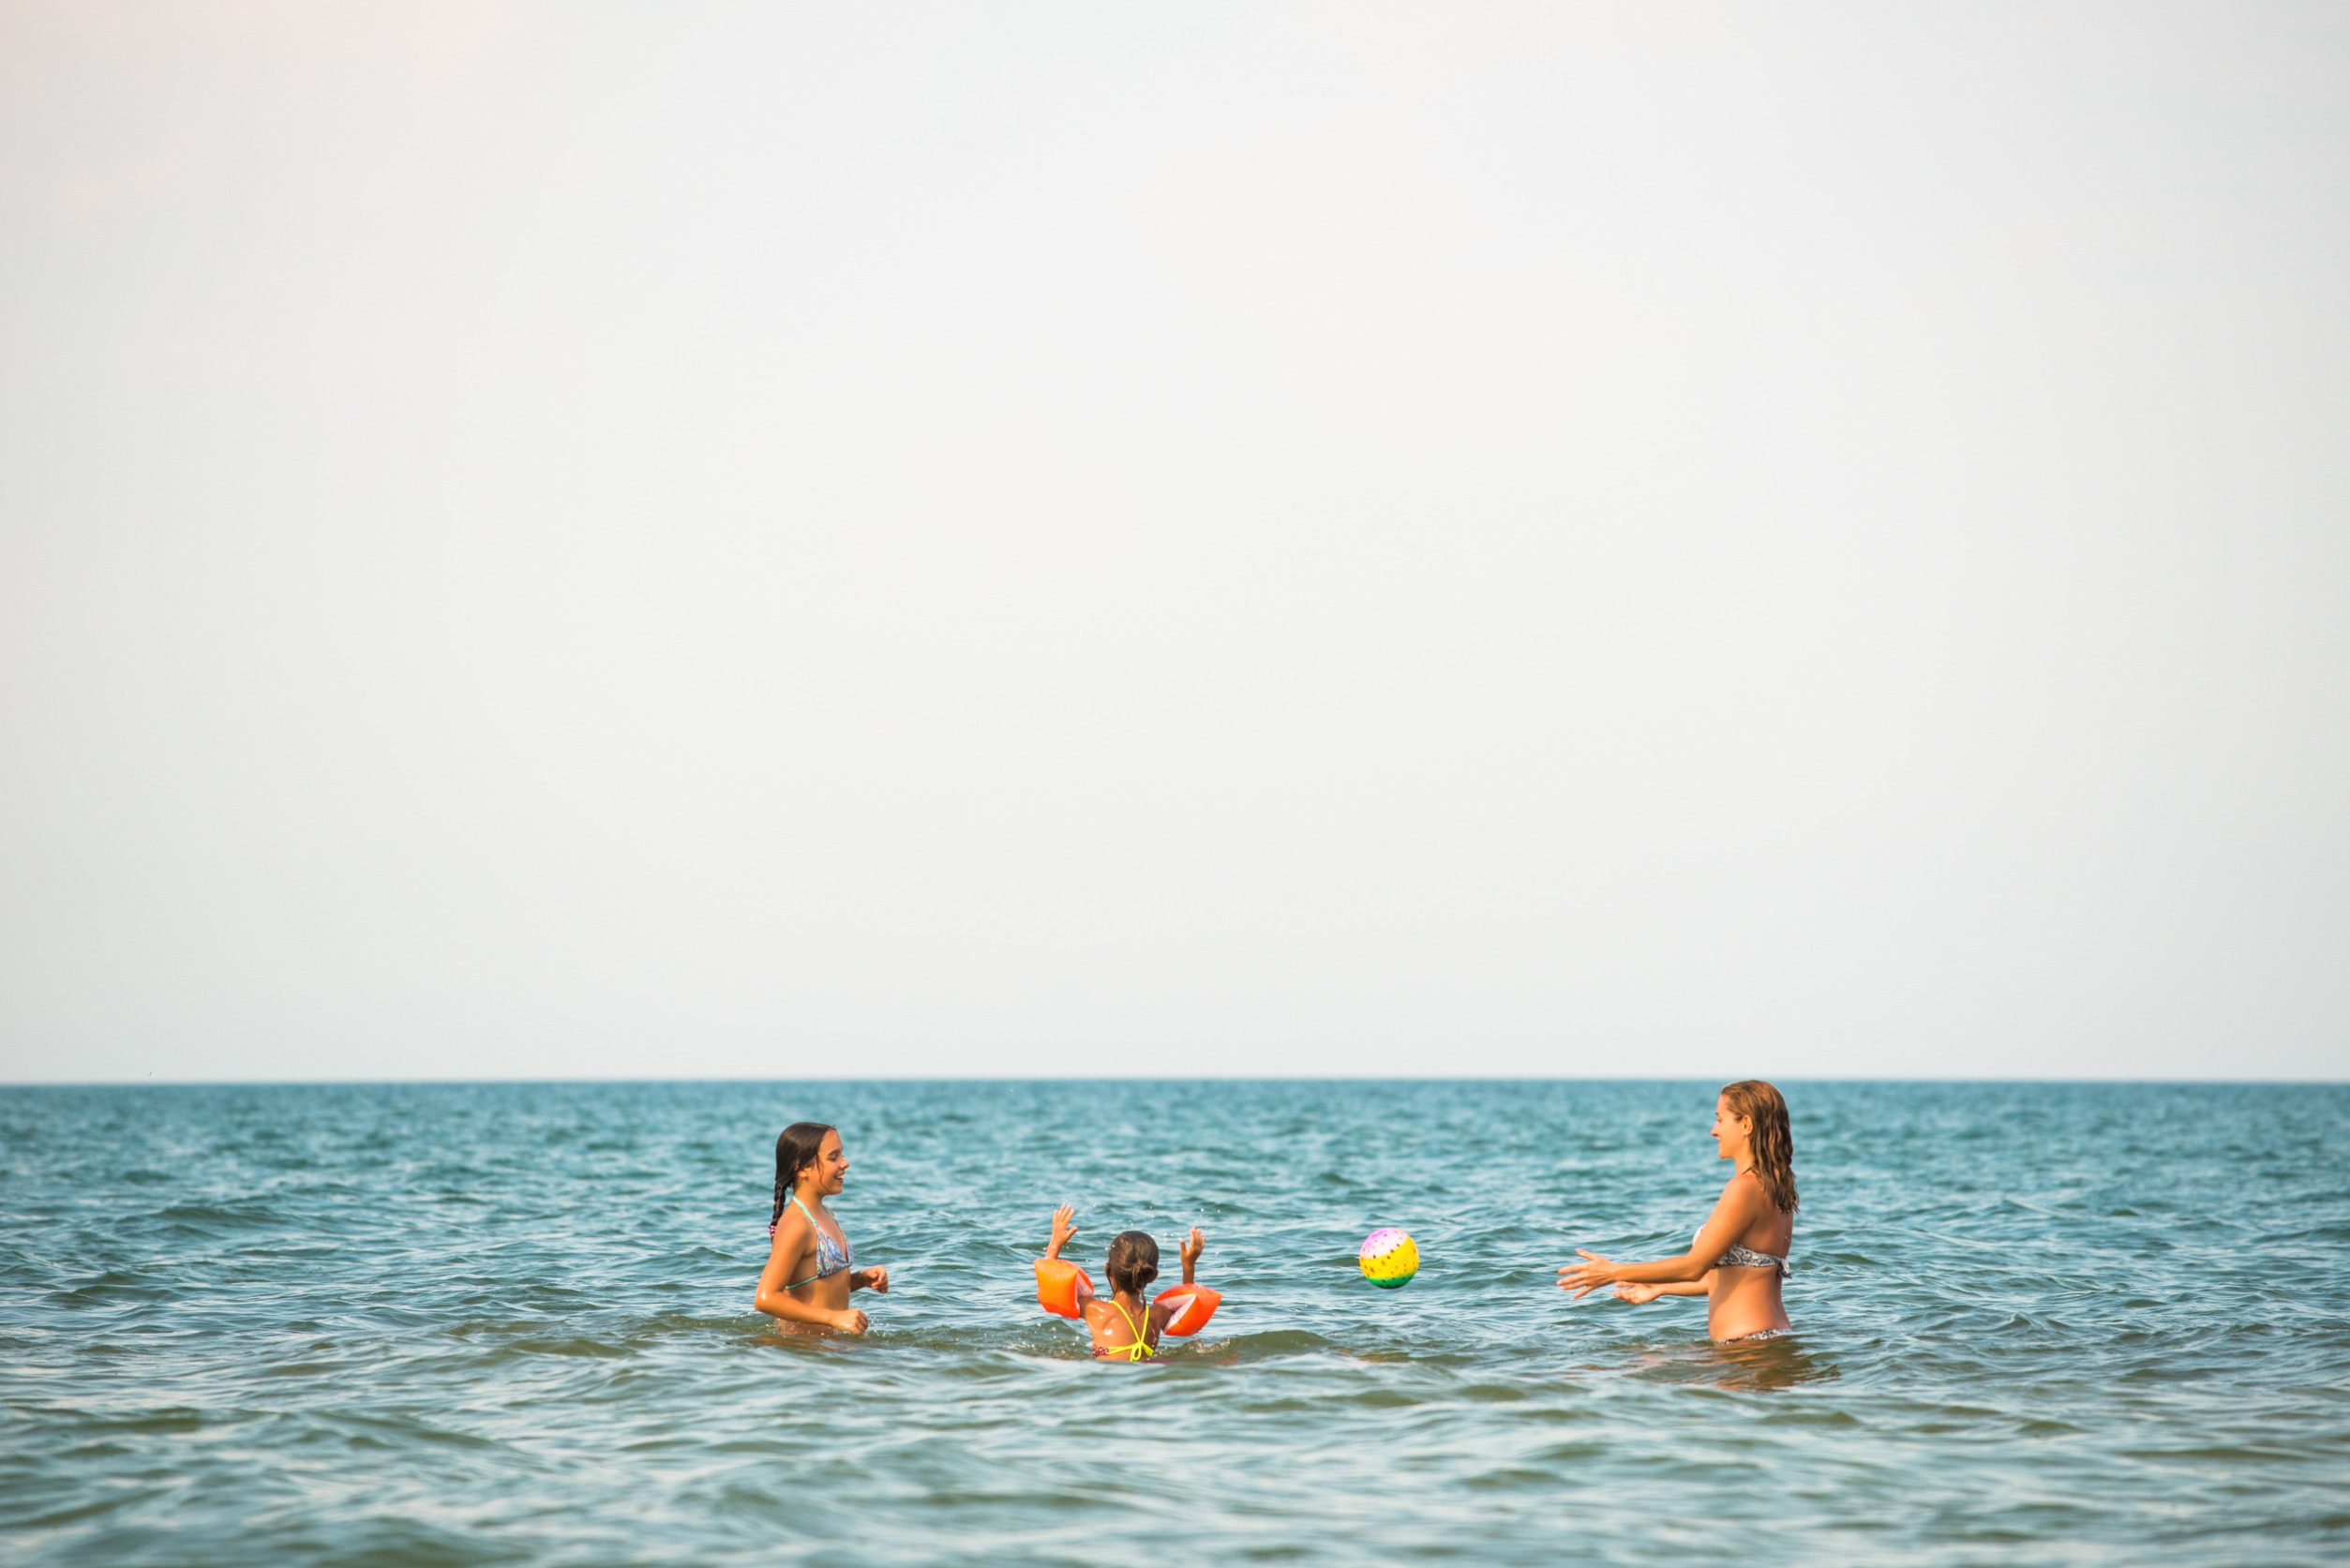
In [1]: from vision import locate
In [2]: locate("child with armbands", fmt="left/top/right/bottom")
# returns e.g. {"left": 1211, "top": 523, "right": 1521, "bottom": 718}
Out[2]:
{"left": 1035, "top": 1204, "right": 1219, "bottom": 1361}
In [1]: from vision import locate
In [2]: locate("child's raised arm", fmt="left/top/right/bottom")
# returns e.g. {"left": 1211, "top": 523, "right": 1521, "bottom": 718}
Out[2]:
{"left": 1043, "top": 1204, "right": 1077, "bottom": 1262}
{"left": 1149, "top": 1228, "right": 1213, "bottom": 1338}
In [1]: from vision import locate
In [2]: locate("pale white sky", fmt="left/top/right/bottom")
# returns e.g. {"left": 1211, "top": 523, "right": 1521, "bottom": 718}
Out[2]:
{"left": 2, "top": 3, "right": 2345, "bottom": 1083}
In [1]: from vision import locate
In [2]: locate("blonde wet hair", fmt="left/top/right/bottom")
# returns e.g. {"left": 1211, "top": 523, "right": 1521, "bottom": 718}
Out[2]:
{"left": 1720, "top": 1081, "right": 1797, "bottom": 1214}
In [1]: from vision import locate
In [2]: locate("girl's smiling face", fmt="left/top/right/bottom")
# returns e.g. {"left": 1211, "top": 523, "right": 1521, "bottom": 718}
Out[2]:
{"left": 1711, "top": 1096, "right": 1754, "bottom": 1163}
{"left": 809, "top": 1129, "right": 850, "bottom": 1196}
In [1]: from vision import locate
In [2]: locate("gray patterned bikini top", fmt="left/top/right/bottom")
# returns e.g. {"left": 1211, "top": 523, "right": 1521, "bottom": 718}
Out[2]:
{"left": 1714, "top": 1245, "right": 1788, "bottom": 1274}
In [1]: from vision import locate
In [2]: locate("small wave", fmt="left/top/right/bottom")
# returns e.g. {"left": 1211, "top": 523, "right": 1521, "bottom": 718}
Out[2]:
{"left": 1205, "top": 1328, "right": 1344, "bottom": 1361}
{"left": 8, "top": 1079, "right": 2349, "bottom": 1565}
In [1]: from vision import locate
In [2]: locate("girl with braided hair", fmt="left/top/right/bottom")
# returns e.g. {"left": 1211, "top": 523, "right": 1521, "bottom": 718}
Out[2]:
{"left": 754, "top": 1122, "right": 891, "bottom": 1335}
{"left": 1557, "top": 1081, "right": 1798, "bottom": 1343}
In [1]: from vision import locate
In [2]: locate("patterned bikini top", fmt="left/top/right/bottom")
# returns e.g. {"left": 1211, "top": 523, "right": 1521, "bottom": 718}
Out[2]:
{"left": 1714, "top": 1244, "right": 1788, "bottom": 1275}
{"left": 775, "top": 1193, "right": 853, "bottom": 1289}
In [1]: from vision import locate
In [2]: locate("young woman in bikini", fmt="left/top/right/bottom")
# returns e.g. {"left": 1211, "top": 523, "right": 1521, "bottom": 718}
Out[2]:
{"left": 754, "top": 1122, "right": 891, "bottom": 1335}
{"left": 1557, "top": 1080, "right": 1798, "bottom": 1343}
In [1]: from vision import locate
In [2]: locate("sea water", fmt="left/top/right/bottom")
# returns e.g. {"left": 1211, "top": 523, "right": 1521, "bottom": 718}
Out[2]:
{"left": 3, "top": 1080, "right": 2345, "bottom": 1565}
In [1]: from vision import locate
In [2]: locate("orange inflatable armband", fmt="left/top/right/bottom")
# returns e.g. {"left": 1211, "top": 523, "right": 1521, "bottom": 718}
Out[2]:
{"left": 1035, "top": 1259, "right": 1096, "bottom": 1318}
{"left": 1154, "top": 1284, "right": 1221, "bottom": 1337}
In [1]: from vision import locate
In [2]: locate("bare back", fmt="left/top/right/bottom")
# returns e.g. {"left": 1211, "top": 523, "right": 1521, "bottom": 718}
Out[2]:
{"left": 1082, "top": 1292, "right": 1163, "bottom": 1360}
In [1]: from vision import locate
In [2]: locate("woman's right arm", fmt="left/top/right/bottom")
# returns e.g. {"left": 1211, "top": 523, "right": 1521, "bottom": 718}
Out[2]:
{"left": 754, "top": 1215, "right": 868, "bottom": 1333}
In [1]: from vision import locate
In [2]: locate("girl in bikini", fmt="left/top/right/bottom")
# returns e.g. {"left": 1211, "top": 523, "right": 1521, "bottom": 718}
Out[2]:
{"left": 1039, "top": 1204, "right": 1206, "bottom": 1361}
{"left": 754, "top": 1122, "right": 891, "bottom": 1335}
{"left": 1556, "top": 1080, "right": 1798, "bottom": 1343}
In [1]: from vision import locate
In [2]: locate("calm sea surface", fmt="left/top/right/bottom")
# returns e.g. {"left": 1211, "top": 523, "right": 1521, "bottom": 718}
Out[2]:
{"left": 3, "top": 1080, "right": 2346, "bottom": 1565}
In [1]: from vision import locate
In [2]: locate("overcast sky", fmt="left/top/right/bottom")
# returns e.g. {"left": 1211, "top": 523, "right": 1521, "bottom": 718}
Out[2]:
{"left": 2, "top": 3, "right": 2345, "bottom": 1083}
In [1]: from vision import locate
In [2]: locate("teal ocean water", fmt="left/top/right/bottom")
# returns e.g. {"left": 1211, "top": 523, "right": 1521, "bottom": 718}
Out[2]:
{"left": 4, "top": 1080, "right": 2346, "bottom": 1565}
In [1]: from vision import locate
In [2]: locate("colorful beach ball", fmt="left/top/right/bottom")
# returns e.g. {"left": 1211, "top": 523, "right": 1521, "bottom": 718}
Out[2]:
{"left": 1359, "top": 1228, "right": 1419, "bottom": 1289}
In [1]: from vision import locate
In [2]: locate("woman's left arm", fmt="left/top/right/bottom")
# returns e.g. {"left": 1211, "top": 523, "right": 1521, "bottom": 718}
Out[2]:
{"left": 1614, "top": 1277, "right": 1714, "bottom": 1303}
{"left": 1559, "top": 1182, "right": 1763, "bottom": 1297}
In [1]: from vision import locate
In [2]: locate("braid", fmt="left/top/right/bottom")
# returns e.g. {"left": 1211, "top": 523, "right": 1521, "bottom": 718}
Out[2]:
{"left": 1720, "top": 1081, "right": 1798, "bottom": 1213}
{"left": 771, "top": 1122, "right": 836, "bottom": 1235}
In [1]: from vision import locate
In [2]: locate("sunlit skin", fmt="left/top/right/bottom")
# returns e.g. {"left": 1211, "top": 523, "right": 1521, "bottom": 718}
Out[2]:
{"left": 753, "top": 1130, "right": 890, "bottom": 1335}
{"left": 1556, "top": 1095, "right": 1793, "bottom": 1342}
{"left": 1041, "top": 1205, "right": 1205, "bottom": 1360}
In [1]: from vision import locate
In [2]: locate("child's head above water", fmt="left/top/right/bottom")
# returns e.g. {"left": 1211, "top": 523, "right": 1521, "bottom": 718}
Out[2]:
{"left": 1106, "top": 1231, "right": 1160, "bottom": 1296}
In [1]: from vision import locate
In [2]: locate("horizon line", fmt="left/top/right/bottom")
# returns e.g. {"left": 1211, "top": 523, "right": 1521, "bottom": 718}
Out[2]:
{"left": 5, "top": 1072, "right": 2345, "bottom": 1089}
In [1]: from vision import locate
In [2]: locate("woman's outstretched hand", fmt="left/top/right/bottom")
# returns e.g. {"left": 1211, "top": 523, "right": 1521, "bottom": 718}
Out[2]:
{"left": 1557, "top": 1249, "right": 1620, "bottom": 1298}
{"left": 1610, "top": 1282, "right": 1664, "bottom": 1305}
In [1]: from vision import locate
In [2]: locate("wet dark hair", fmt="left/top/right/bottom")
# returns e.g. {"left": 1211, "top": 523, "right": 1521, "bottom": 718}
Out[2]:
{"left": 1106, "top": 1231, "right": 1160, "bottom": 1295}
{"left": 771, "top": 1122, "right": 837, "bottom": 1233}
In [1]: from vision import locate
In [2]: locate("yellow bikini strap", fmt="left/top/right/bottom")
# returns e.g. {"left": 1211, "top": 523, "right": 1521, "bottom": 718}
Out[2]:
{"left": 1114, "top": 1297, "right": 1153, "bottom": 1360}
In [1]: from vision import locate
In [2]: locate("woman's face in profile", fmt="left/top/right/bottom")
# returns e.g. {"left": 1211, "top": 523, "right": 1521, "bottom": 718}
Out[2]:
{"left": 814, "top": 1130, "right": 850, "bottom": 1194}
{"left": 1710, "top": 1098, "right": 1751, "bottom": 1161}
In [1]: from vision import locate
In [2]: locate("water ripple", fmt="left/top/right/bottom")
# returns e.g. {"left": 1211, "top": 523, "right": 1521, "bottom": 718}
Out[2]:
{"left": 1, "top": 1080, "right": 2345, "bottom": 1564}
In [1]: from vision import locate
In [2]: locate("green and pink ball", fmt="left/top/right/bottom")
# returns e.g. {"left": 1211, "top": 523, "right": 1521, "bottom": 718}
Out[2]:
{"left": 1358, "top": 1228, "right": 1418, "bottom": 1288}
